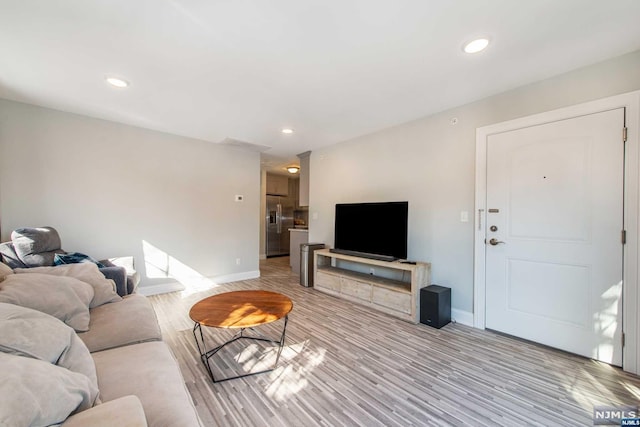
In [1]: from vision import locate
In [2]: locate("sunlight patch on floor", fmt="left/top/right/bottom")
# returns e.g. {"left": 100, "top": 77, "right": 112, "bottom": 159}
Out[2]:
{"left": 622, "top": 382, "right": 640, "bottom": 400}
{"left": 265, "top": 340, "right": 325, "bottom": 401}
{"left": 559, "top": 364, "right": 624, "bottom": 414}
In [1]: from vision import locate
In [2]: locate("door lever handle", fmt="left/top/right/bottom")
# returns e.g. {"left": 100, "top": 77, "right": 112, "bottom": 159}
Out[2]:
{"left": 488, "top": 238, "right": 505, "bottom": 246}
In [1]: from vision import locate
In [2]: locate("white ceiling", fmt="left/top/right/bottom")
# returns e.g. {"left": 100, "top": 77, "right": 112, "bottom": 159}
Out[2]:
{"left": 2, "top": 1, "right": 640, "bottom": 172}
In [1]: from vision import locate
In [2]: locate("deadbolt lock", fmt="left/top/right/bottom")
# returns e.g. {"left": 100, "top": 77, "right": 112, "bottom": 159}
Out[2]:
{"left": 490, "top": 225, "right": 498, "bottom": 232}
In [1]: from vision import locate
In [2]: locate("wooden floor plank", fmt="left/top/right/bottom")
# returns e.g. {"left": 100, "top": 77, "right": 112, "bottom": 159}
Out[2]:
{"left": 149, "top": 256, "right": 640, "bottom": 426}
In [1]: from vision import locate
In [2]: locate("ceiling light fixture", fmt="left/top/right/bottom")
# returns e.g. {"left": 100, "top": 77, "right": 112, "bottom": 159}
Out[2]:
{"left": 287, "top": 166, "right": 300, "bottom": 174}
{"left": 105, "top": 76, "right": 129, "bottom": 88}
{"left": 282, "top": 128, "right": 294, "bottom": 134}
{"left": 463, "top": 38, "right": 489, "bottom": 54}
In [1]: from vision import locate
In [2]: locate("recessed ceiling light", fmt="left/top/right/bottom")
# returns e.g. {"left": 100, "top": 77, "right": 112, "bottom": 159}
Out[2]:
{"left": 106, "top": 76, "right": 129, "bottom": 88}
{"left": 282, "top": 128, "right": 294, "bottom": 134}
{"left": 463, "top": 38, "right": 490, "bottom": 54}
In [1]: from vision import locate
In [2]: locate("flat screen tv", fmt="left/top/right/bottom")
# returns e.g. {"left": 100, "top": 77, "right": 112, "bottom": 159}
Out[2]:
{"left": 332, "top": 201, "right": 408, "bottom": 261}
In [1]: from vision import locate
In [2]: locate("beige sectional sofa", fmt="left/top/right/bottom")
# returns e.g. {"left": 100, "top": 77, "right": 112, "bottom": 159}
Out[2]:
{"left": 74, "top": 294, "right": 202, "bottom": 426}
{"left": 0, "top": 261, "right": 202, "bottom": 426}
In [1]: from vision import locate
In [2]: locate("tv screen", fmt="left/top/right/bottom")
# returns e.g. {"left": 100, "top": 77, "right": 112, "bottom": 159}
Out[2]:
{"left": 334, "top": 201, "right": 408, "bottom": 261}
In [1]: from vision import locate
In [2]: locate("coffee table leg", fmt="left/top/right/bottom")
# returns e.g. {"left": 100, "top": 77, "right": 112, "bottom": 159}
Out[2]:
{"left": 192, "top": 322, "right": 216, "bottom": 381}
{"left": 191, "top": 315, "right": 289, "bottom": 383}
{"left": 274, "top": 314, "right": 288, "bottom": 366}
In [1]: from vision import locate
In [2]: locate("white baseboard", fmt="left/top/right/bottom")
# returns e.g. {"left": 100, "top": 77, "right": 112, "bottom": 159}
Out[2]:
{"left": 214, "top": 270, "right": 261, "bottom": 284}
{"left": 137, "top": 270, "right": 261, "bottom": 296}
{"left": 451, "top": 308, "right": 474, "bottom": 327}
{"left": 137, "top": 282, "right": 185, "bottom": 296}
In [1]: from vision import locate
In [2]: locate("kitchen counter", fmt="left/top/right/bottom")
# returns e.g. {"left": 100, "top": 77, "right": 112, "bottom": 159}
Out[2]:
{"left": 289, "top": 228, "right": 309, "bottom": 232}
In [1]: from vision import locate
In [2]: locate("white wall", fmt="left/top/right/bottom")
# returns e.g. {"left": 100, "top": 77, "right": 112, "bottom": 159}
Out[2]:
{"left": 0, "top": 99, "right": 260, "bottom": 292}
{"left": 309, "top": 49, "right": 640, "bottom": 317}
{"left": 259, "top": 169, "right": 267, "bottom": 259}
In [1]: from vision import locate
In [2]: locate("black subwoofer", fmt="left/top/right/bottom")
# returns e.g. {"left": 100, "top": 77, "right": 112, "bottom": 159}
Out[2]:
{"left": 420, "top": 285, "right": 451, "bottom": 329}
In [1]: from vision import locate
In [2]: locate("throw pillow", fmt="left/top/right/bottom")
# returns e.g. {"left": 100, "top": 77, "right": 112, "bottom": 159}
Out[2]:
{"left": 11, "top": 226, "right": 64, "bottom": 267}
{"left": 0, "top": 262, "right": 13, "bottom": 282}
{"left": 0, "top": 303, "right": 98, "bottom": 391}
{"left": 55, "top": 252, "right": 106, "bottom": 268}
{"left": 0, "top": 273, "right": 93, "bottom": 331}
{"left": 0, "top": 241, "right": 28, "bottom": 268}
{"left": 15, "top": 263, "right": 122, "bottom": 308}
{"left": 0, "top": 352, "right": 99, "bottom": 427}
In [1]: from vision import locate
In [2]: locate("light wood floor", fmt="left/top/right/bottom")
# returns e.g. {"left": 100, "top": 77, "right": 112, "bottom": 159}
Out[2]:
{"left": 149, "top": 257, "right": 640, "bottom": 426}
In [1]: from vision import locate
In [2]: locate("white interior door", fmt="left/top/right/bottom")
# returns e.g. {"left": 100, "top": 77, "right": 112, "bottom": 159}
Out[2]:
{"left": 485, "top": 108, "right": 624, "bottom": 366}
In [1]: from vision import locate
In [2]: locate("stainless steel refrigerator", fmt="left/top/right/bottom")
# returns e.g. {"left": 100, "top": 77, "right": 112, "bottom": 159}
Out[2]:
{"left": 266, "top": 195, "right": 294, "bottom": 257}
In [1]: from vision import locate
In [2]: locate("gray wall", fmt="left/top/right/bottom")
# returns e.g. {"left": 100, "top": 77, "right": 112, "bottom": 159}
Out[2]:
{"left": 0, "top": 99, "right": 260, "bottom": 291}
{"left": 309, "top": 50, "right": 640, "bottom": 316}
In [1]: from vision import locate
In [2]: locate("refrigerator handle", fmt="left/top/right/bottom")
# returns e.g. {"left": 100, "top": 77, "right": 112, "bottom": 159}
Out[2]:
{"left": 277, "top": 204, "right": 282, "bottom": 234}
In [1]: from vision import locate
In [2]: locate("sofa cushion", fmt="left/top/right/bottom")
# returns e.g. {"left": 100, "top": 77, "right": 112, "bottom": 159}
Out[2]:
{"left": 0, "top": 303, "right": 98, "bottom": 390}
{"left": 0, "top": 352, "right": 99, "bottom": 427}
{"left": 92, "top": 341, "right": 202, "bottom": 427}
{"left": 62, "top": 395, "right": 148, "bottom": 427}
{"left": 15, "top": 263, "right": 122, "bottom": 308}
{"left": 78, "top": 294, "right": 162, "bottom": 352}
{"left": 0, "top": 262, "right": 13, "bottom": 281}
{"left": 0, "top": 273, "right": 93, "bottom": 332}
{"left": 11, "top": 226, "right": 64, "bottom": 267}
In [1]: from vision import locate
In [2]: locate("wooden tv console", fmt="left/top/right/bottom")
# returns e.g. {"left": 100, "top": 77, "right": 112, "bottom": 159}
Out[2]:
{"left": 313, "top": 249, "right": 431, "bottom": 323}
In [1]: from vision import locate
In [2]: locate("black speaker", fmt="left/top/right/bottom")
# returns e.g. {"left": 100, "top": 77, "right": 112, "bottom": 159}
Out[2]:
{"left": 420, "top": 285, "right": 451, "bottom": 329}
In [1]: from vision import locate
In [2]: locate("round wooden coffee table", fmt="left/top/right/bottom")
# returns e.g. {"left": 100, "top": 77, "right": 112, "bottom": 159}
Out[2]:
{"left": 189, "top": 290, "right": 293, "bottom": 383}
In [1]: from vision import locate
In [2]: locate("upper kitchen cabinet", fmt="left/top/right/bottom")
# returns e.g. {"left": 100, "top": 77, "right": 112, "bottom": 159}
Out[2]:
{"left": 297, "top": 151, "right": 311, "bottom": 206}
{"left": 289, "top": 177, "right": 300, "bottom": 208}
{"left": 266, "top": 173, "right": 289, "bottom": 196}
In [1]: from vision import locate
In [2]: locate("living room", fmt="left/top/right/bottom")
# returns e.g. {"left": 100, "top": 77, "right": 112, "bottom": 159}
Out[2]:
{"left": 2, "top": 1, "right": 640, "bottom": 426}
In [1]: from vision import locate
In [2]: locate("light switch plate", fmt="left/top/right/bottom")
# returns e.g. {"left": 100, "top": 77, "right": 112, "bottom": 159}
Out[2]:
{"left": 460, "top": 211, "right": 469, "bottom": 222}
